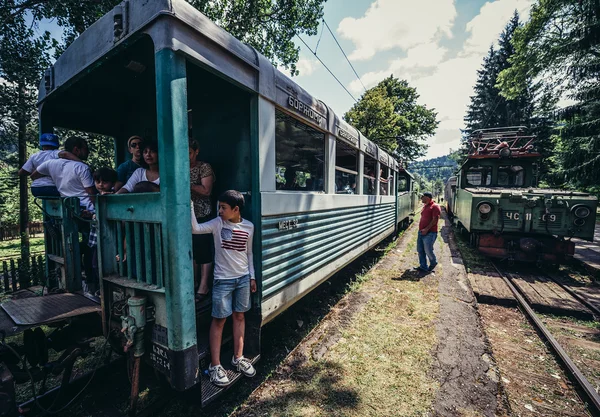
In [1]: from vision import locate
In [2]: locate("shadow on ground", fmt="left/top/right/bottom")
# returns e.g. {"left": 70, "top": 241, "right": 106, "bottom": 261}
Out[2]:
{"left": 392, "top": 268, "right": 427, "bottom": 281}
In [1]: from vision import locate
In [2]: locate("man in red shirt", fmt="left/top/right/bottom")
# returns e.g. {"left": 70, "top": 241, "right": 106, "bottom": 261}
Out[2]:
{"left": 416, "top": 192, "right": 441, "bottom": 273}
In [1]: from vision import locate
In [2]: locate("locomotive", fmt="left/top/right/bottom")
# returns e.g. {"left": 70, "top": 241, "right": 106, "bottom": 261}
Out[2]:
{"left": 445, "top": 127, "right": 598, "bottom": 263}
{"left": 0, "top": 0, "right": 418, "bottom": 413}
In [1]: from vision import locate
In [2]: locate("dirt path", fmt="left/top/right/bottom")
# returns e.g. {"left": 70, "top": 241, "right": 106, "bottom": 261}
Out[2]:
{"left": 432, "top": 213, "right": 500, "bottom": 416}
{"left": 229, "top": 211, "right": 501, "bottom": 416}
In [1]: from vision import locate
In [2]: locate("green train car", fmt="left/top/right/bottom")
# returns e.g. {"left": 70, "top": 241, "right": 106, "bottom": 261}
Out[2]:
{"left": 0, "top": 0, "right": 416, "bottom": 412}
{"left": 397, "top": 168, "right": 418, "bottom": 228}
{"left": 445, "top": 127, "right": 598, "bottom": 263}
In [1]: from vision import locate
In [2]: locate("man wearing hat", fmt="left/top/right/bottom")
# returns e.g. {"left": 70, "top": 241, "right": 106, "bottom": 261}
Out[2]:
{"left": 416, "top": 191, "right": 441, "bottom": 273}
{"left": 115, "top": 135, "right": 143, "bottom": 191}
{"left": 19, "top": 133, "right": 81, "bottom": 197}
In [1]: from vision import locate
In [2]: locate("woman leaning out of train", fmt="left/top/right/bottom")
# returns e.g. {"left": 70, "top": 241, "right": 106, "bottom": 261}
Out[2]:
{"left": 189, "top": 138, "right": 216, "bottom": 301}
{"left": 117, "top": 140, "right": 160, "bottom": 193}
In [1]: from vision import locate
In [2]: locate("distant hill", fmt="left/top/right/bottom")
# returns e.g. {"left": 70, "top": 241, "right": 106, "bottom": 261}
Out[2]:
{"left": 408, "top": 154, "right": 459, "bottom": 184}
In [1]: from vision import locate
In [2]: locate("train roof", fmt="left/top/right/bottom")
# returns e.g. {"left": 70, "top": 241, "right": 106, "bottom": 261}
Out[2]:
{"left": 37, "top": 0, "right": 398, "bottom": 170}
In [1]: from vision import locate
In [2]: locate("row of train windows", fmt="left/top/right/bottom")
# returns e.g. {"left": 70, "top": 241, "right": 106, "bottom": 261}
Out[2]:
{"left": 274, "top": 110, "right": 393, "bottom": 195}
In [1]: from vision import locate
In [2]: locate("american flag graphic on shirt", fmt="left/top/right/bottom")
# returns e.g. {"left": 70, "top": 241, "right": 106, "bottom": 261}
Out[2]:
{"left": 221, "top": 227, "right": 249, "bottom": 252}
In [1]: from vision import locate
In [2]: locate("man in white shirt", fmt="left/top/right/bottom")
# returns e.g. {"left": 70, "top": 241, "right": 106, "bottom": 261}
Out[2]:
{"left": 31, "top": 136, "right": 96, "bottom": 212}
{"left": 18, "top": 133, "right": 81, "bottom": 197}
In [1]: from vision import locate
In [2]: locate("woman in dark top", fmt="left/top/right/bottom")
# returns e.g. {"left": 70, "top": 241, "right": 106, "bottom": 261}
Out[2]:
{"left": 189, "top": 138, "right": 216, "bottom": 300}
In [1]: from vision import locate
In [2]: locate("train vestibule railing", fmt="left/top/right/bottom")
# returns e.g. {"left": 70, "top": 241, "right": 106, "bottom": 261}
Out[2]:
{"left": 40, "top": 197, "right": 92, "bottom": 292}
{"left": 95, "top": 193, "right": 165, "bottom": 292}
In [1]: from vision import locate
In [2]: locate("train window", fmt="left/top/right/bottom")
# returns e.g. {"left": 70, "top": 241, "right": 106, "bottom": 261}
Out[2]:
{"left": 380, "top": 165, "right": 390, "bottom": 195}
{"left": 466, "top": 166, "right": 491, "bottom": 186}
{"left": 498, "top": 165, "right": 524, "bottom": 186}
{"left": 335, "top": 140, "right": 357, "bottom": 194}
{"left": 275, "top": 111, "right": 325, "bottom": 191}
{"left": 397, "top": 176, "right": 409, "bottom": 192}
{"left": 363, "top": 155, "right": 377, "bottom": 195}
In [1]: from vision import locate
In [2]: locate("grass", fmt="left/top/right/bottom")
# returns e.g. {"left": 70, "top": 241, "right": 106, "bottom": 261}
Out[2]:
{"left": 451, "top": 230, "right": 491, "bottom": 273}
{"left": 0, "top": 236, "right": 45, "bottom": 259}
{"left": 237, "top": 229, "right": 440, "bottom": 417}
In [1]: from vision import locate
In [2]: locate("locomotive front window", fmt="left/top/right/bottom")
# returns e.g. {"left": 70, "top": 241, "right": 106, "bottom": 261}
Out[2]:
{"left": 335, "top": 140, "right": 357, "bottom": 194}
{"left": 363, "top": 155, "right": 377, "bottom": 195}
{"left": 498, "top": 165, "right": 524, "bottom": 187}
{"left": 466, "top": 166, "right": 492, "bottom": 186}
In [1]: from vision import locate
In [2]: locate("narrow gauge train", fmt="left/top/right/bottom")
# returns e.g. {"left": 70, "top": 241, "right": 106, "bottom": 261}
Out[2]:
{"left": 445, "top": 127, "right": 598, "bottom": 263}
{"left": 0, "top": 0, "right": 418, "bottom": 412}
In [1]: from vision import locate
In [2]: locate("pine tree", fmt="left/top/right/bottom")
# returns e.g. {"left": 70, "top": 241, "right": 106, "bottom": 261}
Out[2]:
{"left": 498, "top": 1, "right": 600, "bottom": 191}
{"left": 0, "top": 7, "right": 53, "bottom": 270}
{"left": 464, "top": 12, "right": 533, "bottom": 134}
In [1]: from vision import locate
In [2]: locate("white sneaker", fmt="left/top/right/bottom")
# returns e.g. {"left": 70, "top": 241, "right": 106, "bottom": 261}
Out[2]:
{"left": 208, "top": 364, "right": 230, "bottom": 387}
{"left": 231, "top": 355, "right": 256, "bottom": 377}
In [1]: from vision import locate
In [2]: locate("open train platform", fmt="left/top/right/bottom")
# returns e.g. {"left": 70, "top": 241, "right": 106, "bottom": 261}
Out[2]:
{"left": 573, "top": 221, "right": 600, "bottom": 275}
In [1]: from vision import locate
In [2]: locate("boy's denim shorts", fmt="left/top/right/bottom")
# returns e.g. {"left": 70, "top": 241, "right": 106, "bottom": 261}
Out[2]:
{"left": 212, "top": 275, "right": 251, "bottom": 319}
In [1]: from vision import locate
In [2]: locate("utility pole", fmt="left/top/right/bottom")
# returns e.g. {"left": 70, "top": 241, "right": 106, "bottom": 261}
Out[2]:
{"left": 17, "top": 80, "right": 30, "bottom": 284}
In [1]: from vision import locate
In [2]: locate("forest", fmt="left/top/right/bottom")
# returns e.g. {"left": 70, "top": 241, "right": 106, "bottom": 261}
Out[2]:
{"left": 1, "top": 0, "right": 599, "bottom": 227}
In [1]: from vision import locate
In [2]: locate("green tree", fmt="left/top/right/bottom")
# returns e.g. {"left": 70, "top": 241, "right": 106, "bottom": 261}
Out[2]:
{"left": 0, "top": 6, "right": 54, "bottom": 268}
{"left": 344, "top": 76, "right": 438, "bottom": 162}
{"left": 464, "top": 12, "right": 535, "bottom": 133}
{"left": 1, "top": 0, "right": 326, "bottom": 74}
{"left": 498, "top": 0, "right": 600, "bottom": 191}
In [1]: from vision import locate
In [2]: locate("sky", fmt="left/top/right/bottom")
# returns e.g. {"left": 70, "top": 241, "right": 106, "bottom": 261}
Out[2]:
{"left": 32, "top": 0, "right": 536, "bottom": 160}
{"left": 287, "top": 0, "right": 535, "bottom": 159}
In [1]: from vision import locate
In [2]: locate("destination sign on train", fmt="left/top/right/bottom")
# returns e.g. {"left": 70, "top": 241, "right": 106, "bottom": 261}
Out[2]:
{"left": 337, "top": 127, "right": 358, "bottom": 145}
{"left": 287, "top": 95, "right": 324, "bottom": 126}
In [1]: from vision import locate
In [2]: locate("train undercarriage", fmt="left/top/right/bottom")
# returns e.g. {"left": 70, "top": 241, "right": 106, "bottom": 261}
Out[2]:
{"left": 471, "top": 231, "right": 575, "bottom": 264}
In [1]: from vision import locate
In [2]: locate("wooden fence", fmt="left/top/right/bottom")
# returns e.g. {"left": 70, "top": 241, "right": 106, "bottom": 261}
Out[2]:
{"left": 0, "top": 255, "right": 46, "bottom": 293}
{"left": 0, "top": 222, "right": 44, "bottom": 241}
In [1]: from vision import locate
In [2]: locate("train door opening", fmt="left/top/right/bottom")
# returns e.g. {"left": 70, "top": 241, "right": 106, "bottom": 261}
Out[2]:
{"left": 185, "top": 61, "right": 260, "bottom": 379}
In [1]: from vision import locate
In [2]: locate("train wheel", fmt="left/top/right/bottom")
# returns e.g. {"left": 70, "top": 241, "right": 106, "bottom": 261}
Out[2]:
{"left": 469, "top": 233, "right": 479, "bottom": 248}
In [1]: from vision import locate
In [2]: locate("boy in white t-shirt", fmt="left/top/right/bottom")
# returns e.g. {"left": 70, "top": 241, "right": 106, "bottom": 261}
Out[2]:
{"left": 191, "top": 190, "right": 256, "bottom": 387}
{"left": 18, "top": 133, "right": 81, "bottom": 197}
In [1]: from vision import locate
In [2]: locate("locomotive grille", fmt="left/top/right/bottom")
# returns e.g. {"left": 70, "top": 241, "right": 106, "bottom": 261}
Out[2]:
{"left": 501, "top": 210, "right": 520, "bottom": 228}
{"left": 534, "top": 212, "right": 563, "bottom": 230}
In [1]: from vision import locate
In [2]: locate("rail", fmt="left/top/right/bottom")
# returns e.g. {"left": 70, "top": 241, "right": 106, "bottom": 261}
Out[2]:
{"left": 491, "top": 262, "right": 600, "bottom": 414}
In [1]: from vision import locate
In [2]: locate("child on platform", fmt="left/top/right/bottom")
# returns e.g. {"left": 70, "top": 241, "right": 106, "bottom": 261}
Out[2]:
{"left": 87, "top": 168, "right": 117, "bottom": 295}
{"left": 190, "top": 190, "right": 256, "bottom": 387}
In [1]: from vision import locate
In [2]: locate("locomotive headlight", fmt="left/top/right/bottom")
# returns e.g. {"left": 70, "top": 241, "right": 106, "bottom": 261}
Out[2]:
{"left": 499, "top": 147, "right": 511, "bottom": 158}
{"left": 573, "top": 205, "right": 591, "bottom": 218}
{"left": 478, "top": 202, "right": 492, "bottom": 214}
{"left": 574, "top": 218, "right": 586, "bottom": 226}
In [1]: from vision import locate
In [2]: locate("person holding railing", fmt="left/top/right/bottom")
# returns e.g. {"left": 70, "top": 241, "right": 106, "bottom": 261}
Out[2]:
{"left": 29, "top": 136, "right": 95, "bottom": 212}
{"left": 117, "top": 141, "right": 160, "bottom": 194}
{"left": 30, "top": 136, "right": 97, "bottom": 283}
{"left": 19, "top": 133, "right": 82, "bottom": 197}
{"left": 189, "top": 138, "right": 216, "bottom": 301}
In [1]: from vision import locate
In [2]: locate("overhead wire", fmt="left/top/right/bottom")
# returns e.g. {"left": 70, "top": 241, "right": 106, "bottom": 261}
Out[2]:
{"left": 323, "top": 19, "right": 367, "bottom": 93}
{"left": 296, "top": 35, "right": 358, "bottom": 103}
{"left": 314, "top": 19, "right": 325, "bottom": 54}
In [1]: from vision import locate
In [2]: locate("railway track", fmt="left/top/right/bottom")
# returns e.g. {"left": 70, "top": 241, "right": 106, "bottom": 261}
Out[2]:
{"left": 491, "top": 262, "right": 600, "bottom": 416}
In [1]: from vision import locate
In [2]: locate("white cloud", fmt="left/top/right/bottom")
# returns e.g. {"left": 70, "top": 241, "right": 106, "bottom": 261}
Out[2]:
{"left": 462, "top": 0, "right": 533, "bottom": 57}
{"left": 280, "top": 58, "right": 318, "bottom": 78}
{"left": 343, "top": 0, "right": 535, "bottom": 158}
{"left": 337, "top": 0, "right": 456, "bottom": 61}
{"left": 296, "top": 58, "right": 318, "bottom": 77}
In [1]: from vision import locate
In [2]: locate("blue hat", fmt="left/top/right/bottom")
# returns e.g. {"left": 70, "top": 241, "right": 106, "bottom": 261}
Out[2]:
{"left": 40, "top": 133, "right": 59, "bottom": 148}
